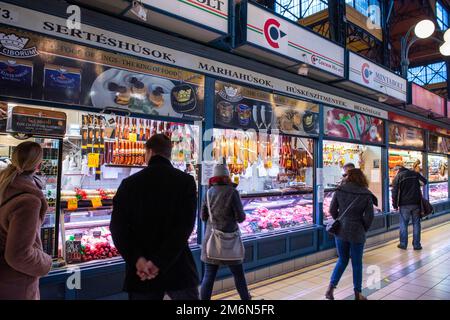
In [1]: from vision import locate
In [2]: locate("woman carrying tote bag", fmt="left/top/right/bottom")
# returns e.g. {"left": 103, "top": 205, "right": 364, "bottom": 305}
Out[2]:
{"left": 200, "top": 164, "right": 251, "bottom": 300}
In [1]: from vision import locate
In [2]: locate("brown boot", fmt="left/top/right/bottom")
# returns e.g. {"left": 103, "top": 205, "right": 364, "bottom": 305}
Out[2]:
{"left": 325, "top": 284, "right": 335, "bottom": 300}
{"left": 354, "top": 290, "right": 367, "bottom": 300}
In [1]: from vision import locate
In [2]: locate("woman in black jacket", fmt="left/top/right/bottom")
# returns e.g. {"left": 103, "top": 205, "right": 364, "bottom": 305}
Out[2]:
{"left": 325, "top": 169, "right": 376, "bottom": 300}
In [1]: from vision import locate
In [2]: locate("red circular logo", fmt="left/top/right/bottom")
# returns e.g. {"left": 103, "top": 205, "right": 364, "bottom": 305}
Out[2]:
{"left": 361, "top": 63, "right": 371, "bottom": 84}
{"left": 264, "top": 18, "right": 282, "bottom": 49}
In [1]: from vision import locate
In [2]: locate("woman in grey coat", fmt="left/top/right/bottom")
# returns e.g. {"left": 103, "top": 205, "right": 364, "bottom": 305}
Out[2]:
{"left": 325, "top": 169, "right": 376, "bottom": 301}
{"left": 200, "top": 164, "right": 251, "bottom": 300}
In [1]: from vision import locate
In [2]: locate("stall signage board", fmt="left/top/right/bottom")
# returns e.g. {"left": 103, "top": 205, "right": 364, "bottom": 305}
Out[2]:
{"left": 245, "top": 3, "right": 344, "bottom": 77}
{"left": 0, "top": 2, "right": 387, "bottom": 120}
{"left": 141, "top": 0, "right": 228, "bottom": 34}
{"left": 6, "top": 106, "right": 66, "bottom": 137}
{"left": 448, "top": 101, "right": 450, "bottom": 119}
{"left": 348, "top": 52, "right": 407, "bottom": 102}
{"left": 324, "top": 107, "right": 384, "bottom": 144}
{"left": 388, "top": 123, "right": 424, "bottom": 149}
{"left": 411, "top": 83, "right": 445, "bottom": 116}
{"left": 215, "top": 81, "right": 319, "bottom": 135}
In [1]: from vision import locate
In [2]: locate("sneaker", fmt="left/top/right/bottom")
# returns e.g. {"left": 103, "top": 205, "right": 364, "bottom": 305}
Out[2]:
{"left": 413, "top": 246, "right": 422, "bottom": 251}
{"left": 397, "top": 244, "right": 407, "bottom": 250}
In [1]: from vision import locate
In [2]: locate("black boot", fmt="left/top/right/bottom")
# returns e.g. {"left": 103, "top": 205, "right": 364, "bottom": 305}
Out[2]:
{"left": 325, "top": 284, "right": 335, "bottom": 300}
{"left": 354, "top": 290, "right": 367, "bottom": 300}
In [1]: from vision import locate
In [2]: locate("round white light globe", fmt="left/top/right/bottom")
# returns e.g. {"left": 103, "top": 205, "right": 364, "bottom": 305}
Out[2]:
{"left": 444, "top": 29, "right": 450, "bottom": 42}
{"left": 439, "top": 42, "right": 450, "bottom": 56}
{"left": 414, "top": 20, "right": 435, "bottom": 39}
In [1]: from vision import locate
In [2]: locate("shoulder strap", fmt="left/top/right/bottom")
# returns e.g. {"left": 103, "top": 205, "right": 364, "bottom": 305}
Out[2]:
{"left": 337, "top": 196, "right": 361, "bottom": 221}
{"left": 206, "top": 189, "right": 213, "bottom": 226}
{"left": 0, "top": 192, "right": 28, "bottom": 208}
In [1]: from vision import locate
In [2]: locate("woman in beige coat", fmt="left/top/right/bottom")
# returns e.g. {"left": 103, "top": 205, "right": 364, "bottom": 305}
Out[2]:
{"left": 0, "top": 141, "right": 52, "bottom": 300}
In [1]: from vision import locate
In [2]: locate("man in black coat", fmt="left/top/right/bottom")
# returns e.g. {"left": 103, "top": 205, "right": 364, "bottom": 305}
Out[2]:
{"left": 110, "top": 134, "right": 199, "bottom": 300}
{"left": 391, "top": 165, "right": 427, "bottom": 251}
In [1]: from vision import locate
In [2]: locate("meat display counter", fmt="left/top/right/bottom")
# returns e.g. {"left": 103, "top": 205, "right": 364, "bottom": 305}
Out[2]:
{"left": 58, "top": 110, "right": 200, "bottom": 265}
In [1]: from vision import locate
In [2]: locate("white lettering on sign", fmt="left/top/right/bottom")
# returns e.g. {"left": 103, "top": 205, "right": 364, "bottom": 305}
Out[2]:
{"left": 0, "top": 2, "right": 388, "bottom": 119}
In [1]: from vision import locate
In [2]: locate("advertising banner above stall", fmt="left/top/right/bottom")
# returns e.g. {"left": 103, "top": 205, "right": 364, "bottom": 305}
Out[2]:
{"left": 349, "top": 52, "right": 407, "bottom": 102}
{"left": 0, "top": 1, "right": 388, "bottom": 120}
{"left": 127, "top": 0, "right": 229, "bottom": 41}
{"left": 411, "top": 83, "right": 445, "bottom": 116}
{"left": 0, "top": 25, "right": 205, "bottom": 120}
{"left": 388, "top": 122, "right": 424, "bottom": 149}
{"left": 324, "top": 106, "right": 384, "bottom": 144}
{"left": 429, "top": 133, "right": 450, "bottom": 155}
{"left": 215, "top": 81, "right": 319, "bottom": 135}
{"left": 242, "top": 2, "right": 344, "bottom": 78}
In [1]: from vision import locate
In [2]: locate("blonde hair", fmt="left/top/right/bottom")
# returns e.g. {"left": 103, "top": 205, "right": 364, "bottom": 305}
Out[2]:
{"left": 0, "top": 141, "right": 43, "bottom": 204}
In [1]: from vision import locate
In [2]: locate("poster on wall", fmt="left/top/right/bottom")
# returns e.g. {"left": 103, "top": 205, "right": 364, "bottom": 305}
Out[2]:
{"left": 429, "top": 134, "right": 450, "bottom": 154}
{"left": 388, "top": 123, "right": 424, "bottom": 149}
{"left": 0, "top": 26, "right": 205, "bottom": 120}
{"left": 215, "top": 81, "right": 319, "bottom": 135}
{"left": 324, "top": 107, "right": 384, "bottom": 143}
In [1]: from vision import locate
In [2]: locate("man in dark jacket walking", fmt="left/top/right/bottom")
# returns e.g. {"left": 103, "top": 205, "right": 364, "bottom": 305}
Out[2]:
{"left": 110, "top": 134, "right": 199, "bottom": 300}
{"left": 391, "top": 165, "right": 427, "bottom": 250}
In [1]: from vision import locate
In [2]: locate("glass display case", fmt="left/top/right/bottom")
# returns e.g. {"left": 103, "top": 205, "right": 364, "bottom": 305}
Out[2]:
{"left": 428, "top": 154, "right": 448, "bottom": 203}
{"left": 0, "top": 134, "right": 61, "bottom": 257}
{"left": 59, "top": 110, "right": 200, "bottom": 265}
{"left": 388, "top": 149, "right": 424, "bottom": 211}
{"left": 212, "top": 129, "right": 315, "bottom": 235}
{"left": 322, "top": 141, "right": 383, "bottom": 222}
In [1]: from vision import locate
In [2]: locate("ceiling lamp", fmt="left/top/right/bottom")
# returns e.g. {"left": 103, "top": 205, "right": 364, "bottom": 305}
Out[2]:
{"left": 414, "top": 19, "right": 435, "bottom": 39}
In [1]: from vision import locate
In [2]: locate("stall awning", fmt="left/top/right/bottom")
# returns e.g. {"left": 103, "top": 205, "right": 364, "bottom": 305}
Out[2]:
{"left": 72, "top": 0, "right": 230, "bottom": 43}
{"left": 335, "top": 51, "right": 407, "bottom": 104}
{"left": 408, "top": 83, "right": 446, "bottom": 119}
{"left": 233, "top": 2, "right": 345, "bottom": 82}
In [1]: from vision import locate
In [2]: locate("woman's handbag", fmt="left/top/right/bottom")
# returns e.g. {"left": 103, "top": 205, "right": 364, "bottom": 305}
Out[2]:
{"left": 326, "top": 196, "right": 360, "bottom": 236}
{"left": 205, "top": 189, "right": 245, "bottom": 261}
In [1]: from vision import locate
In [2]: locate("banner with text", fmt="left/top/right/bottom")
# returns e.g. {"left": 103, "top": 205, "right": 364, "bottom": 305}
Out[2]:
{"left": 349, "top": 52, "right": 407, "bottom": 102}
{"left": 244, "top": 3, "right": 344, "bottom": 77}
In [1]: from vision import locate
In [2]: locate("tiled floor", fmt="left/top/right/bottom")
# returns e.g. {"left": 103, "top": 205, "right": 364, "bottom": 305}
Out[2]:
{"left": 214, "top": 222, "right": 450, "bottom": 300}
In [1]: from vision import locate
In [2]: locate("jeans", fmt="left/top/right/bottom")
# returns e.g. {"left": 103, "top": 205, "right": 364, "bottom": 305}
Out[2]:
{"left": 399, "top": 204, "right": 422, "bottom": 248}
{"left": 201, "top": 263, "right": 251, "bottom": 300}
{"left": 330, "top": 238, "right": 365, "bottom": 293}
{"left": 128, "top": 287, "right": 199, "bottom": 300}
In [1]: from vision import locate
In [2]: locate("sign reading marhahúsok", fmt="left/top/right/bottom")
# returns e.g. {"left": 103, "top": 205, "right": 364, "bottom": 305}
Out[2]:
{"left": 349, "top": 52, "right": 407, "bottom": 102}
{"left": 245, "top": 3, "right": 344, "bottom": 78}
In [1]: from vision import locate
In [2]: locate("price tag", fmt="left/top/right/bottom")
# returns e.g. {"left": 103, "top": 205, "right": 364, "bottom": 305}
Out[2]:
{"left": 88, "top": 153, "right": 100, "bottom": 168}
{"left": 68, "top": 198, "right": 78, "bottom": 210}
{"left": 91, "top": 197, "right": 102, "bottom": 208}
{"left": 129, "top": 133, "right": 137, "bottom": 142}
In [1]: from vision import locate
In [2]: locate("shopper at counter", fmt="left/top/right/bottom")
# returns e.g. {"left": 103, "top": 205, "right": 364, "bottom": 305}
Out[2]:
{"left": 0, "top": 141, "right": 52, "bottom": 300}
{"left": 110, "top": 134, "right": 199, "bottom": 300}
{"left": 325, "top": 169, "right": 376, "bottom": 301}
{"left": 391, "top": 165, "right": 427, "bottom": 251}
{"left": 200, "top": 164, "right": 251, "bottom": 300}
